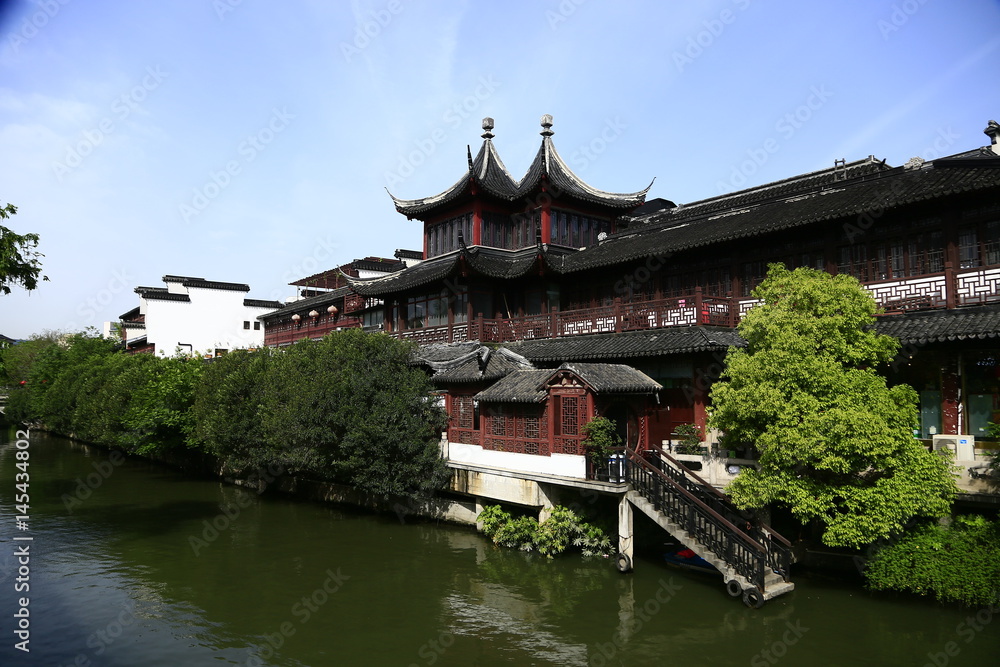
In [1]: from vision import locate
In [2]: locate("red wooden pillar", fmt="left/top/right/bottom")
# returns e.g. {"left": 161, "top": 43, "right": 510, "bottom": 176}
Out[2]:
{"left": 944, "top": 261, "right": 957, "bottom": 309}
{"left": 472, "top": 198, "right": 483, "bottom": 246}
{"left": 541, "top": 192, "right": 552, "bottom": 244}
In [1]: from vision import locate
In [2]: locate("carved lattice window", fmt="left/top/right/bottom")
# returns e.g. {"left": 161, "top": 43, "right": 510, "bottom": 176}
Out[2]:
{"left": 454, "top": 395, "right": 474, "bottom": 430}
{"left": 560, "top": 396, "right": 580, "bottom": 436}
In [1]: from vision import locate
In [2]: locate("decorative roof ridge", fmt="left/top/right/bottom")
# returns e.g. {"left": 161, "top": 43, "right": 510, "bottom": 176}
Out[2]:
{"left": 387, "top": 169, "right": 471, "bottom": 215}
{"left": 388, "top": 119, "right": 520, "bottom": 216}
{"left": 649, "top": 156, "right": 890, "bottom": 219}
{"left": 493, "top": 345, "right": 534, "bottom": 368}
{"left": 244, "top": 298, "right": 284, "bottom": 309}
{"left": 182, "top": 279, "right": 250, "bottom": 292}
{"left": 517, "top": 128, "right": 652, "bottom": 206}
{"left": 475, "top": 138, "right": 519, "bottom": 191}
{"left": 162, "top": 274, "right": 205, "bottom": 283}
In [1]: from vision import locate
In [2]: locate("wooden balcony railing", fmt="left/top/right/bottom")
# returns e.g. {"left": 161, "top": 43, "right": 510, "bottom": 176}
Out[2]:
{"left": 263, "top": 315, "right": 363, "bottom": 346}
{"left": 265, "top": 264, "right": 1000, "bottom": 347}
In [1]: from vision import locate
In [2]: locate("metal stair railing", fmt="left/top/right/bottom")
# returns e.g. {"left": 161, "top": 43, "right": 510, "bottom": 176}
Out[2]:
{"left": 644, "top": 449, "right": 793, "bottom": 581}
{"left": 624, "top": 447, "right": 769, "bottom": 591}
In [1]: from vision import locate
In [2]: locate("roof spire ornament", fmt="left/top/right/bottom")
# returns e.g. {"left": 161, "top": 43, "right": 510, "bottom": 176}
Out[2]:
{"left": 481, "top": 117, "right": 495, "bottom": 140}
{"left": 540, "top": 114, "right": 554, "bottom": 137}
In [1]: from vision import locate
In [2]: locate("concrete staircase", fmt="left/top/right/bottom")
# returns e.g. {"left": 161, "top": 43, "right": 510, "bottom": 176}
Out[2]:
{"left": 622, "top": 448, "right": 795, "bottom": 607}
{"left": 627, "top": 490, "right": 794, "bottom": 604}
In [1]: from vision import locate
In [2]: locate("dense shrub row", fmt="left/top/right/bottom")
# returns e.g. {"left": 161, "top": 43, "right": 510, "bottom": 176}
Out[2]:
{"left": 3, "top": 329, "right": 448, "bottom": 498}
{"left": 865, "top": 515, "right": 1000, "bottom": 606}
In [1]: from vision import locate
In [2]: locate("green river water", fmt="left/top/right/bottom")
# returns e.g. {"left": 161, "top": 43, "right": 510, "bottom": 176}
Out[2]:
{"left": 0, "top": 429, "right": 997, "bottom": 666}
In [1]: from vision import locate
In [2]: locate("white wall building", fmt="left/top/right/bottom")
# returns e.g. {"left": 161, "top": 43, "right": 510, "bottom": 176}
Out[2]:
{"left": 110, "top": 275, "right": 282, "bottom": 356}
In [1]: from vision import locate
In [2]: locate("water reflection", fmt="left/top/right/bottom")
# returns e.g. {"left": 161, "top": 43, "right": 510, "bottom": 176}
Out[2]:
{"left": 1, "top": 431, "right": 999, "bottom": 667}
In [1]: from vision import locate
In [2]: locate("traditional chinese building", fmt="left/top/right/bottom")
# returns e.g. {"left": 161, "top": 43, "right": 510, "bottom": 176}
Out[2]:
{"left": 256, "top": 117, "right": 1000, "bottom": 597}
{"left": 263, "top": 116, "right": 1000, "bottom": 487}
{"left": 113, "top": 275, "right": 282, "bottom": 356}
{"left": 259, "top": 252, "right": 421, "bottom": 347}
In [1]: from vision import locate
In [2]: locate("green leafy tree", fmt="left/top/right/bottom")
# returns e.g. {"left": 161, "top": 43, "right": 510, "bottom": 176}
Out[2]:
{"left": 193, "top": 329, "right": 449, "bottom": 499}
{"left": 0, "top": 202, "right": 48, "bottom": 295}
{"left": 709, "top": 264, "right": 956, "bottom": 548}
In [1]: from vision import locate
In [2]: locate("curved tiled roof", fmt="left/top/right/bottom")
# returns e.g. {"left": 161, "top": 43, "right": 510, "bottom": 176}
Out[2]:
{"left": 389, "top": 138, "right": 519, "bottom": 217}
{"left": 874, "top": 306, "right": 1000, "bottom": 345}
{"left": 556, "top": 362, "right": 662, "bottom": 394}
{"left": 388, "top": 117, "right": 650, "bottom": 217}
{"left": 504, "top": 327, "right": 745, "bottom": 361}
{"left": 345, "top": 252, "right": 464, "bottom": 296}
{"left": 429, "top": 347, "right": 535, "bottom": 384}
{"left": 475, "top": 369, "right": 551, "bottom": 403}
{"left": 517, "top": 130, "right": 652, "bottom": 209}
{"left": 563, "top": 164, "right": 1000, "bottom": 274}
{"left": 259, "top": 286, "right": 353, "bottom": 319}
{"left": 475, "top": 362, "right": 660, "bottom": 403}
{"left": 345, "top": 245, "right": 573, "bottom": 297}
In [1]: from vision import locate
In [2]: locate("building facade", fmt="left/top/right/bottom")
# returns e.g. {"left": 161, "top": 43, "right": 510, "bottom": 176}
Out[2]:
{"left": 113, "top": 275, "right": 282, "bottom": 356}
{"left": 263, "top": 116, "right": 1000, "bottom": 487}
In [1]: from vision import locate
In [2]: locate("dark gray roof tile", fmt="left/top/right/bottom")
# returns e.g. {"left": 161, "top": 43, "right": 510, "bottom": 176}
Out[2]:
{"left": 505, "top": 327, "right": 745, "bottom": 362}
{"left": 875, "top": 306, "right": 1000, "bottom": 345}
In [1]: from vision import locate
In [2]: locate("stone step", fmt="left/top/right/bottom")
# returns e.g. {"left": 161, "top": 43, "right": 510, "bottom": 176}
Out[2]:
{"left": 626, "top": 490, "right": 794, "bottom": 600}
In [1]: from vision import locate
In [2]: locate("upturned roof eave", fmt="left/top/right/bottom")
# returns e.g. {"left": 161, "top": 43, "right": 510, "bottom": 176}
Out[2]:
{"left": 516, "top": 136, "right": 651, "bottom": 209}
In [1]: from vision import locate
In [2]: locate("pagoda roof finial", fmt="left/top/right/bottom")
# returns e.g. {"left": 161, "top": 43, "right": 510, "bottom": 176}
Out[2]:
{"left": 540, "top": 114, "right": 554, "bottom": 137}
{"left": 482, "top": 117, "right": 495, "bottom": 140}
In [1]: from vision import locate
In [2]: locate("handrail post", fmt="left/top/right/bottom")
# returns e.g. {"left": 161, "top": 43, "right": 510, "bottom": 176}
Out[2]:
{"left": 944, "top": 261, "right": 956, "bottom": 309}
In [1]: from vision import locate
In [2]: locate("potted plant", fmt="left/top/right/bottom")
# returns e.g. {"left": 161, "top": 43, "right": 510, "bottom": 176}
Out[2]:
{"left": 581, "top": 416, "right": 622, "bottom": 465}
{"left": 674, "top": 423, "right": 703, "bottom": 455}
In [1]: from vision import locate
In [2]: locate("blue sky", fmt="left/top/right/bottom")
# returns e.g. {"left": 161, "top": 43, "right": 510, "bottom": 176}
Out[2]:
{"left": 1, "top": 0, "right": 998, "bottom": 339}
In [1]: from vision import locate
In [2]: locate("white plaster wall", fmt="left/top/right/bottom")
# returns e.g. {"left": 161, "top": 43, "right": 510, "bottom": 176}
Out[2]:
{"left": 142, "top": 288, "right": 269, "bottom": 355}
{"left": 448, "top": 442, "right": 587, "bottom": 479}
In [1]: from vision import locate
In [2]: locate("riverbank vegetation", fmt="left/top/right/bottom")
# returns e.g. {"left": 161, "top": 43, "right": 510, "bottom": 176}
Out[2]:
{"left": 2, "top": 329, "right": 448, "bottom": 498}
{"left": 864, "top": 515, "right": 1000, "bottom": 606}
{"left": 478, "top": 504, "right": 614, "bottom": 557}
